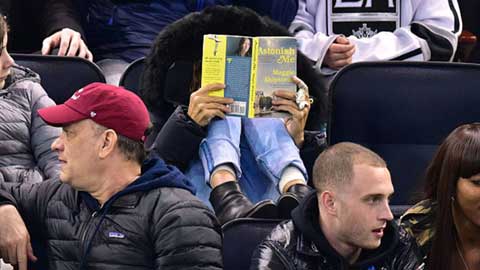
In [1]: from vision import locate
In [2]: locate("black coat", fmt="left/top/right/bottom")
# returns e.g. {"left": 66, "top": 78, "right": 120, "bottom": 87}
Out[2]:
{"left": 2, "top": 0, "right": 84, "bottom": 53}
{"left": 250, "top": 192, "right": 424, "bottom": 270}
{"left": 0, "top": 158, "right": 223, "bottom": 270}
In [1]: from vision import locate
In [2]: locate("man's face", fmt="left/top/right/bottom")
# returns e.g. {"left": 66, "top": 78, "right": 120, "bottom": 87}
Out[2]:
{"left": 335, "top": 164, "right": 394, "bottom": 250}
{"left": 51, "top": 119, "right": 102, "bottom": 190}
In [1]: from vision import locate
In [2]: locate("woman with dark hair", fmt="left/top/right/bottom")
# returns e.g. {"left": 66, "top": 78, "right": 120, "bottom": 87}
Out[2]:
{"left": 235, "top": 37, "right": 252, "bottom": 56}
{"left": 141, "top": 6, "right": 328, "bottom": 224}
{"left": 401, "top": 123, "right": 480, "bottom": 270}
{"left": 0, "top": 14, "right": 60, "bottom": 184}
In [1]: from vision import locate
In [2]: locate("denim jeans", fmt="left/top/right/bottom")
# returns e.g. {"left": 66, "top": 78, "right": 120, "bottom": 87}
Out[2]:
{"left": 185, "top": 117, "right": 307, "bottom": 208}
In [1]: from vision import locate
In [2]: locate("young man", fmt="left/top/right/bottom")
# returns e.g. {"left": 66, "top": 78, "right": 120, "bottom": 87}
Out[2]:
{"left": 251, "top": 142, "right": 423, "bottom": 270}
{"left": 0, "top": 83, "right": 222, "bottom": 270}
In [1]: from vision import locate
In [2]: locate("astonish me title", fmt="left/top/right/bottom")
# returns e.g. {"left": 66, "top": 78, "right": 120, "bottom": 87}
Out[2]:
{"left": 258, "top": 47, "right": 296, "bottom": 64}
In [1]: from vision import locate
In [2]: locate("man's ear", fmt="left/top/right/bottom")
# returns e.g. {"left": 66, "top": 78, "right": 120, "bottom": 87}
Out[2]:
{"left": 319, "top": 191, "right": 337, "bottom": 216}
{"left": 98, "top": 129, "right": 118, "bottom": 159}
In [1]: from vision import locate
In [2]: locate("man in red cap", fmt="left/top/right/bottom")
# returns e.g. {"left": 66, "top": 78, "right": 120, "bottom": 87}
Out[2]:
{"left": 0, "top": 83, "right": 223, "bottom": 270}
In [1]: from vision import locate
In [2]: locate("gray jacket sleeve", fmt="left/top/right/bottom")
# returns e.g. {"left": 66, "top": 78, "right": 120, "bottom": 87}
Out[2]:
{"left": 29, "top": 82, "right": 61, "bottom": 180}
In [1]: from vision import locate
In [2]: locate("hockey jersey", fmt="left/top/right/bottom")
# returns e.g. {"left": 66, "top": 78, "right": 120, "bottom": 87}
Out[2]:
{"left": 289, "top": 0, "right": 462, "bottom": 72}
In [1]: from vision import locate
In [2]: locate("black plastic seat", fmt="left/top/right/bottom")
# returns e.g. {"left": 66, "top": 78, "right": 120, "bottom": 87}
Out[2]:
{"left": 222, "top": 218, "right": 283, "bottom": 270}
{"left": 328, "top": 61, "right": 480, "bottom": 206}
{"left": 119, "top": 57, "right": 145, "bottom": 95}
{"left": 12, "top": 53, "right": 106, "bottom": 104}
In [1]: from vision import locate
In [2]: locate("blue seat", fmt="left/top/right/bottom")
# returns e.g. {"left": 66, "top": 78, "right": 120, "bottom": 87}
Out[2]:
{"left": 222, "top": 218, "right": 283, "bottom": 270}
{"left": 119, "top": 57, "right": 145, "bottom": 95}
{"left": 12, "top": 53, "right": 106, "bottom": 104}
{"left": 328, "top": 61, "right": 480, "bottom": 205}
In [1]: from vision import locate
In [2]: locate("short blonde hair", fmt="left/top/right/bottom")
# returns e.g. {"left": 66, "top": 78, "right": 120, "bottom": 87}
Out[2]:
{"left": 313, "top": 142, "right": 386, "bottom": 192}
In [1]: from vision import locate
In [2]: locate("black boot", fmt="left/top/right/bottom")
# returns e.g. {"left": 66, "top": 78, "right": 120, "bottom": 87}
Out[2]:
{"left": 277, "top": 184, "right": 313, "bottom": 219}
{"left": 209, "top": 181, "right": 277, "bottom": 225}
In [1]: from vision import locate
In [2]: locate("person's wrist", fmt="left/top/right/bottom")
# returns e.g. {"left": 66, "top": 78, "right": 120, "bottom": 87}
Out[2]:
{"left": 294, "top": 133, "right": 305, "bottom": 148}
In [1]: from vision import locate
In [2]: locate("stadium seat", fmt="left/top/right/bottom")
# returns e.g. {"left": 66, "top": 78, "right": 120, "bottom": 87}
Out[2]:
{"left": 328, "top": 61, "right": 480, "bottom": 207}
{"left": 12, "top": 53, "right": 106, "bottom": 104}
{"left": 222, "top": 218, "right": 283, "bottom": 270}
{"left": 119, "top": 57, "right": 145, "bottom": 94}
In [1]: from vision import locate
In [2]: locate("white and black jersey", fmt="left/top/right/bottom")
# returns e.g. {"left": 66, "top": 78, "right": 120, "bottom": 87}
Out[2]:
{"left": 289, "top": 0, "right": 462, "bottom": 72}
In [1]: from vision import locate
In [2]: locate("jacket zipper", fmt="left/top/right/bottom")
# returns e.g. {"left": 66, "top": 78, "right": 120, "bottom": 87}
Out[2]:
{"left": 80, "top": 211, "right": 98, "bottom": 257}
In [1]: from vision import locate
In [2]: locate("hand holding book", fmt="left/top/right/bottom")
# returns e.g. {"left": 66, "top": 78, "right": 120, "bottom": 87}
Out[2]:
{"left": 273, "top": 76, "right": 311, "bottom": 148}
{"left": 187, "top": 83, "right": 234, "bottom": 127}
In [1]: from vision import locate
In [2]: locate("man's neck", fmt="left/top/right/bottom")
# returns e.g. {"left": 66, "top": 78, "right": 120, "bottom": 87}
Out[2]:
{"left": 89, "top": 161, "right": 142, "bottom": 207}
{"left": 319, "top": 212, "right": 362, "bottom": 264}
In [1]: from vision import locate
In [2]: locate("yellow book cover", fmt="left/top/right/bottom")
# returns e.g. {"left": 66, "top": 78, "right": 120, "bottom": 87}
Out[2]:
{"left": 201, "top": 34, "right": 297, "bottom": 118}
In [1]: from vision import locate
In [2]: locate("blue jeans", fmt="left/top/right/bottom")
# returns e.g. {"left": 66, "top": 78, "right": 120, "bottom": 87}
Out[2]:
{"left": 185, "top": 117, "right": 307, "bottom": 208}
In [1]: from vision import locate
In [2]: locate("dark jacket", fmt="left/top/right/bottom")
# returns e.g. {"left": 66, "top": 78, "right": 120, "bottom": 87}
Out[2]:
{"left": 399, "top": 199, "right": 435, "bottom": 259}
{"left": 3, "top": 0, "right": 84, "bottom": 53}
{"left": 0, "top": 158, "right": 223, "bottom": 270}
{"left": 152, "top": 106, "right": 327, "bottom": 178}
{"left": 250, "top": 192, "right": 424, "bottom": 270}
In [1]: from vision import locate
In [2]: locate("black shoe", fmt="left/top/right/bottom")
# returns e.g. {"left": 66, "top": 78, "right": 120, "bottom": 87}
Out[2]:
{"left": 209, "top": 181, "right": 277, "bottom": 225}
{"left": 277, "top": 184, "right": 313, "bottom": 219}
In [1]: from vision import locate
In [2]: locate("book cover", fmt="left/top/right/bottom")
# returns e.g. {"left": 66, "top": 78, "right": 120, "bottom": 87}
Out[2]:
{"left": 201, "top": 34, "right": 297, "bottom": 118}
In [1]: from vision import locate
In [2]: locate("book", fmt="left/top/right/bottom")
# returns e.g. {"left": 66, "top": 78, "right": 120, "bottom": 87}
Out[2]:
{"left": 201, "top": 34, "right": 297, "bottom": 118}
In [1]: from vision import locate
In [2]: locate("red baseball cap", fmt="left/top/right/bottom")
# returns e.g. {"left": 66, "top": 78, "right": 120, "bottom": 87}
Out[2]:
{"left": 38, "top": 82, "right": 150, "bottom": 142}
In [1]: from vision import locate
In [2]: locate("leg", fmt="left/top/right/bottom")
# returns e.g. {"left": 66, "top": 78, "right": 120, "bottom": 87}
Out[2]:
{"left": 243, "top": 118, "right": 312, "bottom": 218}
{"left": 242, "top": 118, "right": 308, "bottom": 187}
{"left": 199, "top": 117, "right": 276, "bottom": 224}
{"left": 96, "top": 58, "right": 129, "bottom": 86}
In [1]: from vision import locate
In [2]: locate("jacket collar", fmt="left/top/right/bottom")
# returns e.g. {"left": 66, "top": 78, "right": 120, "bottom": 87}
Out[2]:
{"left": 291, "top": 191, "right": 400, "bottom": 268}
{"left": 79, "top": 157, "right": 195, "bottom": 212}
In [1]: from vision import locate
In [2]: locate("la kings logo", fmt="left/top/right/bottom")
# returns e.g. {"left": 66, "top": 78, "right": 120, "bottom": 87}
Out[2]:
{"left": 327, "top": 0, "right": 399, "bottom": 38}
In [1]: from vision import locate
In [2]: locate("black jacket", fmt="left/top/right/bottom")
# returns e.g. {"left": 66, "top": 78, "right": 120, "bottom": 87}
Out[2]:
{"left": 250, "top": 192, "right": 424, "bottom": 270}
{"left": 0, "top": 158, "right": 223, "bottom": 270}
{"left": 2, "top": 0, "right": 84, "bottom": 53}
{"left": 152, "top": 106, "right": 327, "bottom": 179}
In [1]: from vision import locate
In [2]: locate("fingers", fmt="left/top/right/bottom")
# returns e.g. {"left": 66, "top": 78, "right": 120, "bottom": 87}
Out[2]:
{"left": 274, "top": 90, "right": 296, "bottom": 100}
{"left": 188, "top": 84, "right": 234, "bottom": 126}
{"left": 335, "top": 36, "right": 350, "bottom": 44}
{"left": 273, "top": 103, "right": 309, "bottom": 126}
{"left": 86, "top": 49, "right": 94, "bottom": 62}
{"left": 193, "top": 102, "right": 231, "bottom": 114}
{"left": 195, "top": 108, "right": 227, "bottom": 126}
{"left": 194, "top": 83, "right": 226, "bottom": 95}
{"left": 27, "top": 241, "right": 37, "bottom": 262}
{"left": 329, "top": 42, "right": 355, "bottom": 54}
{"left": 41, "top": 32, "right": 60, "bottom": 56}
{"left": 16, "top": 241, "right": 27, "bottom": 270}
{"left": 66, "top": 32, "right": 81, "bottom": 57}
{"left": 41, "top": 28, "right": 93, "bottom": 61}
{"left": 324, "top": 43, "right": 355, "bottom": 69}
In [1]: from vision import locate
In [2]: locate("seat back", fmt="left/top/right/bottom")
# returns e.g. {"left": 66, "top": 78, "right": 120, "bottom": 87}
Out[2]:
{"left": 222, "top": 218, "right": 283, "bottom": 270}
{"left": 12, "top": 53, "right": 106, "bottom": 104}
{"left": 119, "top": 57, "right": 145, "bottom": 94}
{"left": 328, "top": 61, "right": 480, "bottom": 205}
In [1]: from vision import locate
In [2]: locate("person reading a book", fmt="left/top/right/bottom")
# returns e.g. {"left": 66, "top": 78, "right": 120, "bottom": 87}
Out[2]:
{"left": 141, "top": 6, "right": 328, "bottom": 224}
{"left": 187, "top": 75, "right": 314, "bottom": 224}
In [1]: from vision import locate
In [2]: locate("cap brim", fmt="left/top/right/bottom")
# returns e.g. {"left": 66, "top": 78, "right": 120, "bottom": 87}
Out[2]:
{"left": 38, "top": 104, "right": 87, "bottom": 127}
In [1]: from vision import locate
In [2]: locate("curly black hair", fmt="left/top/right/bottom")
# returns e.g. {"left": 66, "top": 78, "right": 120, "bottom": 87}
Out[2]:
{"left": 140, "top": 5, "right": 327, "bottom": 131}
